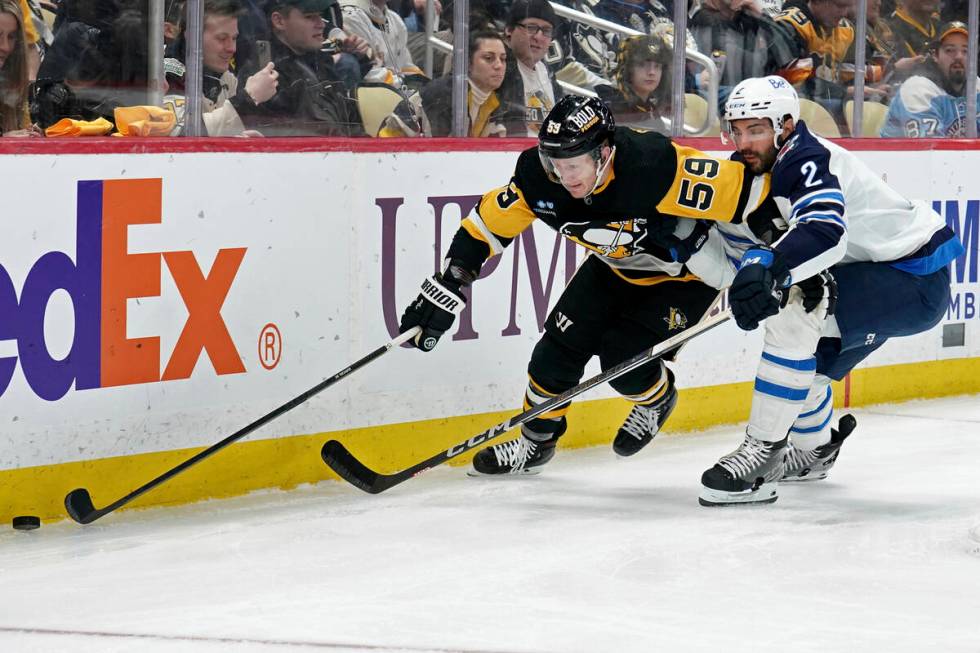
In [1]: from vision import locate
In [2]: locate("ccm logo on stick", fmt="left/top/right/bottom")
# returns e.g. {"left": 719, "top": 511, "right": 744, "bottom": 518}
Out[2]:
{"left": 0, "top": 178, "right": 247, "bottom": 401}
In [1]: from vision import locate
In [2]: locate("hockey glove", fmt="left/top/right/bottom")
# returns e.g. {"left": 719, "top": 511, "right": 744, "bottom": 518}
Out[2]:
{"left": 795, "top": 270, "right": 838, "bottom": 315}
{"left": 729, "top": 246, "right": 791, "bottom": 331}
{"left": 664, "top": 219, "right": 711, "bottom": 263}
{"left": 399, "top": 264, "right": 472, "bottom": 352}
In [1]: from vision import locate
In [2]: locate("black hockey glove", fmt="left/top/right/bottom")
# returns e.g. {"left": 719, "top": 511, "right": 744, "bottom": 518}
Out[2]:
{"left": 729, "top": 246, "right": 791, "bottom": 331}
{"left": 664, "top": 219, "right": 711, "bottom": 264}
{"left": 795, "top": 270, "right": 838, "bottom": 315}
{"left": 399, "top": 264, "right": 472, "bottom": 352}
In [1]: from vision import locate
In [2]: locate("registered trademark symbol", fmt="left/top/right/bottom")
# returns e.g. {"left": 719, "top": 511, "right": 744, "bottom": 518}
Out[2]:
{"left": 258, "top": 323, "right": 282, "bottom": 370}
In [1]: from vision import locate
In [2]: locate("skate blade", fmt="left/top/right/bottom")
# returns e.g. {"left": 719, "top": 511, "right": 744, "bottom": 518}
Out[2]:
{"left": 779, "top": 471, "right": 829, "bottom": 483}
{"left": 466, "top": 467, "right": 543, "bottom": 478}
{"left": 699, "top": 481, "right": 779, "bottom": 507}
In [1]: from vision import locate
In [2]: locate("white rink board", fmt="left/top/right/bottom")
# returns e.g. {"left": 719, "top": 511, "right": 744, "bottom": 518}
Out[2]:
{"left": 0, "top": 146, "right": 977, "bottom": 469}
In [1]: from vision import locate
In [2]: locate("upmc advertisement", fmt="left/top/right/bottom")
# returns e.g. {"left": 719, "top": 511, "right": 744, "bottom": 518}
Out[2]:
{"left": 0, "top": 145, "right": 977, "bottom": 471}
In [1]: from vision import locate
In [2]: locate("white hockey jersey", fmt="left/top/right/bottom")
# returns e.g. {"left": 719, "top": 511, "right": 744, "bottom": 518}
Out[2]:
{"left": 688, "top": 120, "right": 963, "bottom": 288}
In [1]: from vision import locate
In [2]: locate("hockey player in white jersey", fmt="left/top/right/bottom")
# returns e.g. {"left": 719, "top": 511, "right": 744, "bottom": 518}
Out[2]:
{"left": 687, "top": 75, "right": 963, "bottom": 506}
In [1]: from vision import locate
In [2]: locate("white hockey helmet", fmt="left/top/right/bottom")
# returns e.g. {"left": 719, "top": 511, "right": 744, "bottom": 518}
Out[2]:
{"left": 722, "top": 76, "right": 800, "bottom": 148}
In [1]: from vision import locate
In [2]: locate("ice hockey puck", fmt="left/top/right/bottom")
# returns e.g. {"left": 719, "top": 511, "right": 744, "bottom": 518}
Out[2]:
{"left": 12, "top": 516, "right": 41, "bottom": 531}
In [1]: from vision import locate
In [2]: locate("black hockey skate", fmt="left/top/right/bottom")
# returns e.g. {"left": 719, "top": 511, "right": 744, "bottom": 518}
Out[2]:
{"left": 469, "top": 434, "right": 558, "bottom": 476}
{"left": 612, "top": 375, "right": 678, "bottom": 457}
{"left": 781, "top": 414, "right": 856, "bottom": 482}
{"left": 699, "top": 434, "right": 788, "bottom": 506}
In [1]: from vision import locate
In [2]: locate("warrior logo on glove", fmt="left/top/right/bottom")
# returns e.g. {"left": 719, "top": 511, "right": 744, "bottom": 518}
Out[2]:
{"left": 399, "top": 266, "right": 473, "bottom": 352}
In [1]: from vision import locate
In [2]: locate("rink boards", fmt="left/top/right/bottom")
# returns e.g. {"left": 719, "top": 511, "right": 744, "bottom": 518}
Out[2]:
{"left": 1, "top": 138, "right": 978, "bottom": 522}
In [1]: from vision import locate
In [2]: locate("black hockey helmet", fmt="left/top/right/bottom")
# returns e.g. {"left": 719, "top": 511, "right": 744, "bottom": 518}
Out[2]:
{"left": 538, "top": 96, "right": 616, "bottom": 186}
{"left": 538, "top": 95, "right": 615, "bottom": 159}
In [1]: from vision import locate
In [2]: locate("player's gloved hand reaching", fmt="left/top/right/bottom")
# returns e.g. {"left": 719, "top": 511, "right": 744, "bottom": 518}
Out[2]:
{"left": 729, "top": 246, "right": 791, "bottom": 330}
{"left": 664, "top": 219, "right": 711, "bottom": 263}
{"left": 399, "top": 263, "right": 473, "bottom": 352}
{"left": 646, "top": 216, "right": 711, "bottom": 264}
{"left": 795, "top": 270, "right": 838, "bottom": 315}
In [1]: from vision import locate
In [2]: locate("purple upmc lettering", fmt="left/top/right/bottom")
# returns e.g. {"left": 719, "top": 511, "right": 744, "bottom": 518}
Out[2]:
{"left": 0, "top": 181, "right": 102, "bottom": 401}
{"left": 378, "top": 194, "right": 582, "bottom": 342}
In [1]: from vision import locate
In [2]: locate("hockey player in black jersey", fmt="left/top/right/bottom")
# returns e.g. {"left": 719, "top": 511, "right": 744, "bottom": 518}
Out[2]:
{"left": 398, "top": 95, "right": 774, "bottom": 475}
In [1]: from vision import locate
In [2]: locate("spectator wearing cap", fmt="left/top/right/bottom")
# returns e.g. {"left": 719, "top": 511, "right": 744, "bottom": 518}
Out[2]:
{"left": 499, "top": 0, "right": 564, "bottom": 136}
{"left": 164, "top": 0, "right": 279, "bottom": 135}
{"left": 234, "top": 0, "right": 364, "bottom": 135}
{"left": 595, "top": 34, "right": 673, "bottom": 134}
{"left": 881, "top": 20, "right": 978, "bottom": 137}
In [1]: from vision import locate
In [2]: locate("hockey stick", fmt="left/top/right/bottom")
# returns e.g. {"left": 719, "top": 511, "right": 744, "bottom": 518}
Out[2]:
{"left": 322, "top": 310, "right": 731, "bottom": 494}
{"left": 64, "top": 327, "right": 422, "bottom": 524}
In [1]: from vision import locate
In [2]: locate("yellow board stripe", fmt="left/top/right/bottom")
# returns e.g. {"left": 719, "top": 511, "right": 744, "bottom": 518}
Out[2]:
{"left": 3, "top": 356, "right": 979, "bottom": 523}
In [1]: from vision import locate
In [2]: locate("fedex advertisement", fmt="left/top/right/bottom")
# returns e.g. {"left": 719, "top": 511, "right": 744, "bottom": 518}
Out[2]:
{"left": 0, "top": 178, "right": 246, "bottom": 402}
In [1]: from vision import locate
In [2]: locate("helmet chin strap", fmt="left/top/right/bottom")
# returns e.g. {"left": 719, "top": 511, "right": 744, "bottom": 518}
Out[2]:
{"left": 585, "top": 146, "right": 616, "bottom": 199}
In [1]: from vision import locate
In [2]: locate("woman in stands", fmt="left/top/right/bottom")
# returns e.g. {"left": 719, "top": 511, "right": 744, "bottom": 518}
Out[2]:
{"left": 596, "top": 34, "right": 672, "bottom": 135}
{"left": 0, "top": 0, "right": 38, "bottom": 136}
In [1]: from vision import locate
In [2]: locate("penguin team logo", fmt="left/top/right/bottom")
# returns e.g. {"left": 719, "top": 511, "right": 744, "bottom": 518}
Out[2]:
{"left": 559, "top": 218, "right": 648, "bottom": 259}
{"left": 0, "top": 178, "right": 248, "bottom": 401}
{"left": 664, "top": 308, "right": 688, "bottom": 331}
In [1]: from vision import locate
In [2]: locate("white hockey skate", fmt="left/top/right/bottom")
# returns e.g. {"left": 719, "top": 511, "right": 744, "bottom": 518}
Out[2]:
{"left": 781, "top": 414, "right": 856, "bottom": 482}
{"left": 699, "top": 434, "right": 788, "bottom": 506}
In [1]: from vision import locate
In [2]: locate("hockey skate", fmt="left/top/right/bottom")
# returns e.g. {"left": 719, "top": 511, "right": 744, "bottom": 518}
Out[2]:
{"left": 469, "top": 434, "right": 557, "bottom": 476}
{"left": 699, "top": 434, "right": 788, "bottom": 506}
{"left": 612, "top": 378, "right": 678, "bottom": 457}
{"left": 781, "top": 414, "right": 856, "bottom": 482}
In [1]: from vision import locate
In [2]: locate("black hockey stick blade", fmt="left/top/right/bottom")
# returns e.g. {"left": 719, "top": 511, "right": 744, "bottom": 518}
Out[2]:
{"left": 321, "top": 440, "right": 389, "bottom": 494}
{"left": 63, "top": 327, "right": 421, "bottom": 524}
{"left": 322, "top": 310, "right": 731, "bottom": 494}
{"left": 64, "top": 488, "right": 98, "bottom": 524}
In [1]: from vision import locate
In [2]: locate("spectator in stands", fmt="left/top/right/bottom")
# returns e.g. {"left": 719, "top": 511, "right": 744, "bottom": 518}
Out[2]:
{"left": 881, "top": 21, "right": 978, "bottom": 136}
{"left": 32, "top": 0, "right": 151, "bottom": 128}
{"left": 387, "top": 0, "right": 440, "bottom": 32}
{"left": 0, "top": 0, "right": 37, "bottom": 135}
{"left": 593, "top": 0, "right": 670, "bottom": 34}
{"left": 341, "top": 0, "right": 417, "bottom": 80}
{"left": 688, "top": 0, "right": 797, "bottom": 105}
{"left": 595, "top": 34, "right": 672, "bottom": 134}
{"left": 420, "top": 30, "right": 523, "bottom": 136}
{"left": 500, "top": 0, "right": 564, "bottom": 136}
{"left": 164, "top": 0, "right": 185, "bottom": 44}
{"left": 888, "top": 0, "right": 939, "bottom": 59}
{"left": 164, "top": 0, "right": 280, "bottom": 135}
{"left": 234, "top": 0, "right": 364, "bottom": 135}
{"left": 775, "top": 0, "right": 855, "bottom": 117}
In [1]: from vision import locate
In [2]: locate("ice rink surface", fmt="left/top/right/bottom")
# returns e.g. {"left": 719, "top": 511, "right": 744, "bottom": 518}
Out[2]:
{"left": 2, "top": 395, "right": 979, "bottom": 653}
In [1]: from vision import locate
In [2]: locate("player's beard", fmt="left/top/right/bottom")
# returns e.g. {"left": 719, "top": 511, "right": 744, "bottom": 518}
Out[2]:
{"left": 741, "top": 145, "right": 778, "bottom": 174}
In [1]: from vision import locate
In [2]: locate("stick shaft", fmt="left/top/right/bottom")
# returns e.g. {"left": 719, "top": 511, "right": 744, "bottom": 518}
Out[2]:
{"left": 324, "top": 311, "right": 731, "bottom": 493}
{"left": 69, "top": 328, "right": 420, "bottom": 522}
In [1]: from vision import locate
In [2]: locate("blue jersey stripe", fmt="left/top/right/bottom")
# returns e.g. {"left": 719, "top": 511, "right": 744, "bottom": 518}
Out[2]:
{"left": 890, "top": 229, "right": 966, "bottom": 276}
{"left": 793, "top": 190, "right": 845, "bottom": 212}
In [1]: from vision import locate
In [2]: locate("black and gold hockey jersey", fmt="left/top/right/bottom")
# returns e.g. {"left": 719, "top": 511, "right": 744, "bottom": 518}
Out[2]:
{"left": 775, "top": 4, "right": 855, "bottom": 85}
{"left": 446, "top": 128, "right": 771, "bottom": 285}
